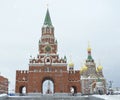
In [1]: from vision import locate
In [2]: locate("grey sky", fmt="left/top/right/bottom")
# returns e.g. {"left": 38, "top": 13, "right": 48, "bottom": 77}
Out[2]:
{"left": 0, "top": 0, "right": 120, "bottom": 92}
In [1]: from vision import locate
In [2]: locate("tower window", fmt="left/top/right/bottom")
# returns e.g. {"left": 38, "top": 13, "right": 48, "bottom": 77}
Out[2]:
{"left": 46, "top": 27, "right": 49, "bottom": 33}
{"left": 47, "top": 59, "right": 50, "bottom": 62}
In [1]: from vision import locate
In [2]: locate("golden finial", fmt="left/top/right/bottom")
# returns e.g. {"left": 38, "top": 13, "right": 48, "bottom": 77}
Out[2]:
{"left": 98, "top": 59, "right": 101, "bottom": 66}
{"left": 69, "top": 55, "right": 73, "bottom": 62}
{"left": 46, "top": 3, "right": 49, "bottom": 8}
{"left": 88, "top": 41, "right": 90, "bottom": 47}
{"left": 46, "top": 0, "right": 49, "bottom": 8}
{"left": 68, "top": 55, "right": 74, "bottom": 67}
{"left": 97, "top": 59, "right": 103, "bottom": 71}
{"left": 87, "top": 41, "right": 91, "bottom": 51}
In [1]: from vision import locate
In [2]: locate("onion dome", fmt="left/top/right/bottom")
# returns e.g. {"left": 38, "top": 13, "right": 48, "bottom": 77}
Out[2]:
{"left": 87, "top": 46, "right": 91, "bottom": 51}
{"left": 97, "top": 65, "right": 103, "bottom": 71}
{"left": 80, "top": 67, "right": 83, "bottom": 73}
{"left": 68, "top": 61, "right": 74, "bottom": 67}
{"left": 96, "top": 68, "right": 99, "bottom": 72}
{"left": 82, "top": 65, "right": 88, "bottom": 71}
{"left": 87, "top": 42, "right": 93, "bottom": 60}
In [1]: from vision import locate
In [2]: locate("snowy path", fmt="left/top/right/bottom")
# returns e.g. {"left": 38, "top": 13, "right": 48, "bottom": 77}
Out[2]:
{"left": 93, "top": 95, "right": 120, "bottom": 100}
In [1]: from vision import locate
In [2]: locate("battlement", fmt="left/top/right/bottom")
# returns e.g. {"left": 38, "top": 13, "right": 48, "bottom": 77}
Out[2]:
{"left": 68, "top": 70, "right": 80, "bottom": 74}
{"left": 16, "top": 70, "right": 29, "bottom": 74}
{"left": 16, "top": 70, "right": 29, "bottom": 82}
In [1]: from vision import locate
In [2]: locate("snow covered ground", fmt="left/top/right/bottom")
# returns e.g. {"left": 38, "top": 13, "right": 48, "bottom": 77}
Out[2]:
{"left": 0, "top": 94, "right": 7, "bottom": 97}
{"left": 93, "top": 95, "right": 120, "bottom": 100}
{"left": 1, "top": 94, "right": 120, "bottom": 100}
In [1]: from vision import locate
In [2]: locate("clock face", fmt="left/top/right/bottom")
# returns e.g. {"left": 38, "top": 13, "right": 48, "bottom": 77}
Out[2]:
{"left": 45, "top": 46, "right": 51, "bottom": 52}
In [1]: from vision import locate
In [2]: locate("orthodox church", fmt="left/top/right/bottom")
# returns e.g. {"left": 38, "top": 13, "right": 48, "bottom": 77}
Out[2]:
{"left": 80, "top": 44, "right": 106, "bottom": 94}
{"left": 15, "top": 8, "right": 106, "bottom": 95}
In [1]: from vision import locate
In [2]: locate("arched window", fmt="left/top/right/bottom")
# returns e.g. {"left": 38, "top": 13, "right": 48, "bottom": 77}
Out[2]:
{"left": 47, "top": 59, "right": 50, "bottom": 62}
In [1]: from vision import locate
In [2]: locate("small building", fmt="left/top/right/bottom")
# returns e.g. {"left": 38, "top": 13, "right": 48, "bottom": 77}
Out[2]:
{"left": 0, "top": 75, "right": 8, "bottom": 94}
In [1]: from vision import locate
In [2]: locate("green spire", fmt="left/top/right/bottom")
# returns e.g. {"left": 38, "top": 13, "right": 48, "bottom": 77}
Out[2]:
{"left": 87, "top": 55, "right": 93, "bottom": 60}
{"left": 44, "top": 9, "right": 52, "bottom": 26}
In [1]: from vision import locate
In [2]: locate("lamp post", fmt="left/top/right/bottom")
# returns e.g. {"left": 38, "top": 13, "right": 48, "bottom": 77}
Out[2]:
{"left": 108, "top": 81, "right": 113, "bottom": 95}
{"left": 109, "top": 81, "right": 113, "bottom": 89}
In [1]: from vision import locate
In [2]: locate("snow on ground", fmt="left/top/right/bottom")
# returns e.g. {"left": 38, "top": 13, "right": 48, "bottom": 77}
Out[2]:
{"left": 93, "top": 95, "right": 120, "bottom": 100}
{"left": 0, "top": 94, "right": 7, "bottom": 97}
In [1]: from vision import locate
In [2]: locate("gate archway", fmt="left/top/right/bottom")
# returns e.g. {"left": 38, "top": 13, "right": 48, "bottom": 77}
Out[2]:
{"left": 70, "top": 86, "right": 77, "bottom": 94}
{"left": 41, "top": 77, "right": 54, "bottom": 94}
{"left": 19, "top": 86, "right": 27, "bottom": 95}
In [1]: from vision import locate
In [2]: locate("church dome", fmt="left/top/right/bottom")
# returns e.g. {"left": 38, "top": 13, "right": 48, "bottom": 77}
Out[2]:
{"left": 96, "top": 68, "right": 98, "bottom": 72}
{"left": 80, "top": 67, "right": 83, "bottom": 73}
{"left": 87, "top": 47, "right": 91, "bottom": 51}
{"left": 87, "top": 42, "right": 92, "bottom": 51}
{"left": 97, "top": 65, "right": 103, "bottom": 71}
{"left": 82, "top": 65, "right": 88, "bottom": 71}
{"left": 68, "top": 61, "right": 74, "bottom": 67}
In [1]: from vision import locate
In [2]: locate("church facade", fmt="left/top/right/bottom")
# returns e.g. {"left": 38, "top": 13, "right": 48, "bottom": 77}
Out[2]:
{"left": 15, "top": 9, "right": 81, "bottom": 95}
{"left": 80, "top": 45, "right": 106, "bottom": 94}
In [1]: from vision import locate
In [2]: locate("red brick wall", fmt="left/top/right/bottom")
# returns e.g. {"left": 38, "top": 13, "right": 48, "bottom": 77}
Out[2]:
{"left": 15, "top": 68, "right": 81, "bottom": 93}
{"left": 0, "top": 75, "right": 8, "bottom": 94}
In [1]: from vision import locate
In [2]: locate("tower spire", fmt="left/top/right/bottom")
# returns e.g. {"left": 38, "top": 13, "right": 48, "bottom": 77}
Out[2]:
{"left": 39, "top": 9, "right": 57, "bottom": 54}
{"left": 87, "top": 42, "right": 93, "bottom": 60}
{"left": 44, "top": 8, "right": 52, "bottom": 26}
{"left": 68, "top": 56, "right": 74, "bottom": 71}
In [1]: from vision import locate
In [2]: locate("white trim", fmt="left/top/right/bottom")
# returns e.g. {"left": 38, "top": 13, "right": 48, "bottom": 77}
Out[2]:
{"left": 37, "top": 53, "right": 58, "bottom": 56}
{"left": 29, "top": 63, "right": 67, "bottom": 67}
{"left": 81, "top": 77, "right": 105, "bottom": 80}
{"left": 41, "top": 35, "right": 54, "bottom": 39}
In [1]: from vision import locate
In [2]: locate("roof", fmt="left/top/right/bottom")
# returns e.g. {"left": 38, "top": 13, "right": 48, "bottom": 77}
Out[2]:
{"left": 43, "top": 9, "right": 52, "bottom": 26}
{"left": 87, "top": 55, "right": 93, "bottom": 60}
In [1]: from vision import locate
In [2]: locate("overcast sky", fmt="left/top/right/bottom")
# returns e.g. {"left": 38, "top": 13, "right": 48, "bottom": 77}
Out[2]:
{"left": 0, "top": 0, "right": 120, "bottom": 92}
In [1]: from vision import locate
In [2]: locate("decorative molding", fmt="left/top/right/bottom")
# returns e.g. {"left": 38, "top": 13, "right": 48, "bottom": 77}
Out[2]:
{"left": 29, "top": 63, "right": 67, "bottom": 67}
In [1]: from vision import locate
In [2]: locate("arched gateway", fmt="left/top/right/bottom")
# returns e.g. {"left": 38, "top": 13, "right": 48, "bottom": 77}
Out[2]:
{"left": 15, "top": 9, "right": 81, "bottom": 95}
{"left": 42, "top": 78, "right": 54, "bottom": 94}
